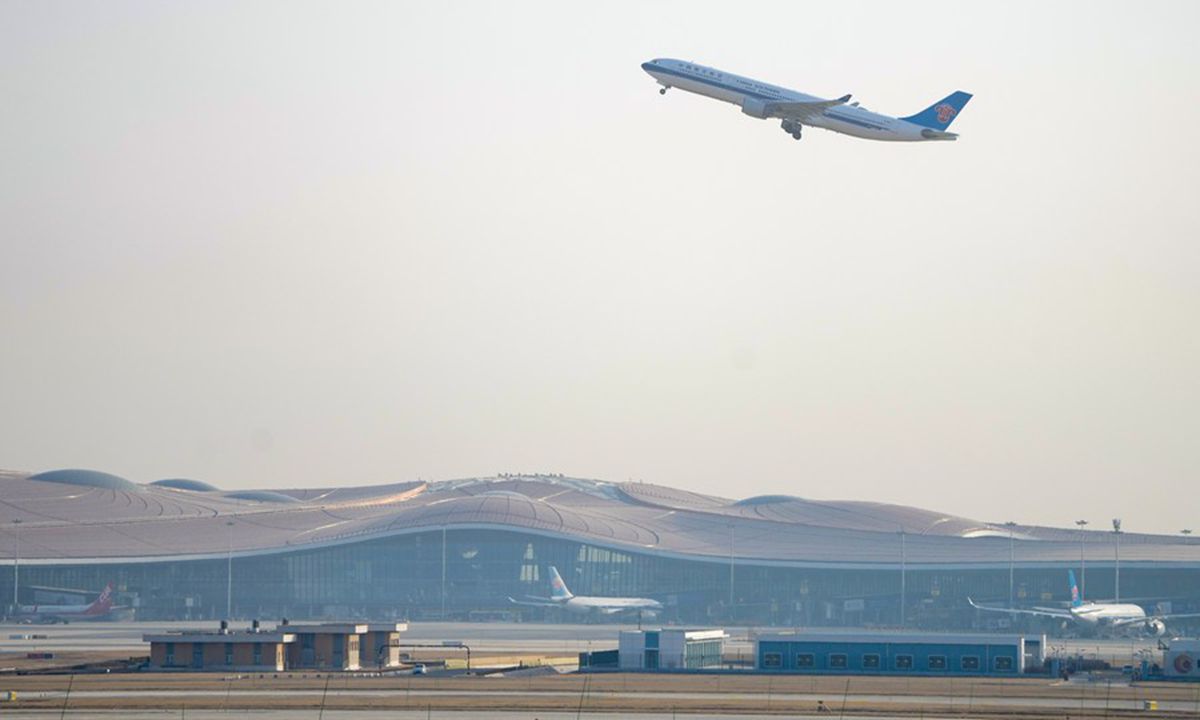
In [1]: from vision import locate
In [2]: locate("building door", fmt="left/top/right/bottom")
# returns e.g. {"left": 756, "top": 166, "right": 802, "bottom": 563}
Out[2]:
{"left": 332, "top": 634, "right": 344, "bottom": 668}
{"left": 301, "top": 634, "right": 315, "bottom": 666}
{"left": 192, "top": 644, "right": 204, "bottom": 669}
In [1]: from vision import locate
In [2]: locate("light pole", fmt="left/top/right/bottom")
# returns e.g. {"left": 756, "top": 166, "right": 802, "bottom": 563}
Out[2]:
{"left": 899, "top": 529, "right": 907, "bottom": 628}
{"left": 1075, "top": 519, "right": 1089, "bottom": 601}
{"left": 728, "top": 521, "right": 735, "bottom": 622}
{"left": 11, "top": 519, "right": 22, "bottom": 614}
{"left": 1004, "top": 521, "right": 1017, "bottom": 607}
{"left": 225, "top": 520, "right": 235, "bottom": 620}
{"left": 440, "top": 526, "right": 447, "bottom": 620}
{"left": 1112, "top": 518, "right": 1122, "bottom": 603}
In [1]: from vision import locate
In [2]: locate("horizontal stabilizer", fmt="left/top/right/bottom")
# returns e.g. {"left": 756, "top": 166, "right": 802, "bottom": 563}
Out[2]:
{"left": 920, "top": 129, "right": 958, "bottom": 141}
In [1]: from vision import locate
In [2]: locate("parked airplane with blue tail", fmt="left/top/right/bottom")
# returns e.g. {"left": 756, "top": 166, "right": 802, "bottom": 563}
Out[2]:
{"left": 969, "top": 570, "right": 1200, "bottom": 637}
{"left": 641, "top": 58, "right": 972, "bottom": 142}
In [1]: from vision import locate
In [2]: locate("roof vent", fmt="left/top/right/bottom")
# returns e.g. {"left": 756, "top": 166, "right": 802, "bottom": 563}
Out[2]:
{"left": 733, "top": 494, "right": 800, "bottom": 506}
{"left": 151, "top": 478, "right": 221, "bottom": 492}
{"left": 29, "top": 469, "right": 142, "bottom": 492}
{"left": 224, "top": 490, "right": 299, "bottom": 504}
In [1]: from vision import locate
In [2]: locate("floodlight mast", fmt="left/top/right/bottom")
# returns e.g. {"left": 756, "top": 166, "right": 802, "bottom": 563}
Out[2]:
{"left": 1112, "top": 518, "right": 1122, "bottom": 603}
{"left": 1004, "top": 521, "right": 1018, "bottom": 607}
{"left": 226, "top": 520, "right": 235, "bottom": 620}
{"left": 11, "top": 519, "right": 22, "bottom": 614}
{"left": 1074, "top": 519, "right": 1088, "bottom": 601}
{"left": 898, "top": 529, "right": 907, "bottom": 627}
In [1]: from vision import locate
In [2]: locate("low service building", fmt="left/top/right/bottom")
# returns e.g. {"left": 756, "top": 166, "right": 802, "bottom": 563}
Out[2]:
{"left": 360, "top": 622, "right": 409, "bottom": 669}
{"left": 756, "top": 632, "right": 1042, "bottom": 676}
{"left": 146, "top": 629, "right": 293, "bottom": 672}
{"left": 618, "top": 629, "right": 726, "bottom": 670}
{"left": 281, "top": 622, "right": 367, "bottom": 671}
{"left": 146, "top": 621, "right": 409, "bottom": 672}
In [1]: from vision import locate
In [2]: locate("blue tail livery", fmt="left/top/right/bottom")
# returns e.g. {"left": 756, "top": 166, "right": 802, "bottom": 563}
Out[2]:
{"left": 899, "top": 91, "right": 973, "bottom": 131}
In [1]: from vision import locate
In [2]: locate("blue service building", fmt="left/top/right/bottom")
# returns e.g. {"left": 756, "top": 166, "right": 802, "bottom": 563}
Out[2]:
{"left": 756, "top": 632, "right": 1044, "bottom": 676}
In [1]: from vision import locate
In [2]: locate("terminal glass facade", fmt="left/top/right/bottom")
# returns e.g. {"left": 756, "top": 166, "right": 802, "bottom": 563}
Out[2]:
{"left": 6, "top": 527, "right": 1200, "bottom": 630}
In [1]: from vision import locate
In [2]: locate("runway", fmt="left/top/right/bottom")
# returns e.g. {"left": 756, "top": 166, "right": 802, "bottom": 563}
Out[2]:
{"left": 8, "top": 685, "right": 1200, "bottom": 712}
{"left": 0, "top": 712, "right": 946, "bottom": 720}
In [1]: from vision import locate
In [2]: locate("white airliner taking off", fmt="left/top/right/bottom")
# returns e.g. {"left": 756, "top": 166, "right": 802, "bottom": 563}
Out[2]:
{"left": 508, "top": 566, "right": 663, "bottom": 616}
{"left": 969, "top": 571, "right": 1200, "bottom": 637}
{"left": 641, "top": 58, "right": 972, "bottom": 142}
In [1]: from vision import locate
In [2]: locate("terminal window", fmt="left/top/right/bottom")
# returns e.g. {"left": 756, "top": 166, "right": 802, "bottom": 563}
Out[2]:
{"left": 928, "top": 655, "right": 947, "bottom": 670}
{"left": 862, "top": 653, "right": 880, "bottom": 669}
{"left": 994, "top": 656, "right": 1014, "bottom": 671}
{"left": 961, "top": 656, "right": 980, "bottom": 671}
{"left": 895, "top": 654, "right": 914, "bottom": 670}
{"left": 797, "top": 653, "right": 815, "bottom": 668}
{"left": 763, "top": 652, "right": 782, "bottom": 668}
{"left": 829, "top": 653, "right": 848, "bottom": 669}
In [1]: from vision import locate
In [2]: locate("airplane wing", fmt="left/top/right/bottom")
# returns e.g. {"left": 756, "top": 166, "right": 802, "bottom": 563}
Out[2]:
{"left": 506, "top": 596, "right": 560, "bottom": 608}
{"left": 767, "top": 94, "right": 852, "bottom": 121}
{"left": 968, "top": 597, "right": 1073, "bottom": 619}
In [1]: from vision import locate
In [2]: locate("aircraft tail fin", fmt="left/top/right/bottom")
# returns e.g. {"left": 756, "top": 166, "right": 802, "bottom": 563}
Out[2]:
{"left": 1068, "top": 570, "right": 1082, "bottom": 607}
{"left": 548, "top": 566, "right": 574, "bottom": 600}
{"left": 86, "top": 583, "right": 114, "bottom": 615}
{"left": 900, "top": 91, "right": 972, "bottom": 130}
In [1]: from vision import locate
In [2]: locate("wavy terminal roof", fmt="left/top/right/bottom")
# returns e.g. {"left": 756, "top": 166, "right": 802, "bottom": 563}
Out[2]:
{"left": 1, "top": 469, "right": 1197, "bottom": 568}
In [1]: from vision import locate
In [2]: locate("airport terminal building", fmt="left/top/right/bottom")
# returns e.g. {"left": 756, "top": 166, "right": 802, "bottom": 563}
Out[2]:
{"left": 2, "top": 469, "right": 1199, "bottom": 630}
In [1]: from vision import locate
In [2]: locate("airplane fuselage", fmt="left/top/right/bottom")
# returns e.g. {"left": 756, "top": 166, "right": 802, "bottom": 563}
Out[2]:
{"left": 14, "top": 605, "right": 111, "bottom": 623}
{"left": 1068, "top": 602, "right": 1148, "bottom": 625}
{"left": 563, "top": 596, "right": 662, "bottom": 614}
{"left": 641, "top": 58, "right": 953, "bottom": 142}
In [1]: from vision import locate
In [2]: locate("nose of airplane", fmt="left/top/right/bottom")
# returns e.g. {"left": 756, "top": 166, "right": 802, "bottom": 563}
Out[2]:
{"left": 641, "top": 60, "right": 657, "bottom": 73}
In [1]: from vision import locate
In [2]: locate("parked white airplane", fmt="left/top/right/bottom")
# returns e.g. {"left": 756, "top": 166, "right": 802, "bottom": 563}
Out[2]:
{"left": 508, "top": 566, "right": 663, "bottom": 616}
{"left": 641, "top": 58, "right": 972, "bottom": 142}
{"left": 969, "top": 571, "right": 1200, "bottom": 637}
{"left": 13, "top": 583, "right": 119, "bottom": 624}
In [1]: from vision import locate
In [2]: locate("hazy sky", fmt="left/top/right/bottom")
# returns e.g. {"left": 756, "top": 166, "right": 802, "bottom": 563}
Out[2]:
{"left": 2, "top": 1, "right": 1198, "bottom": 533}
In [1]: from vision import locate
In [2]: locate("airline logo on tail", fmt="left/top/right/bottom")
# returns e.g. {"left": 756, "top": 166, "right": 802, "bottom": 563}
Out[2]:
{"left": 86, "top": 584, "right": 114, "bottom": 615}
{"left": 899, "top": 91, "right": 973, "bottom": 132}
{"left": 548, "top": 566, "right": 574, "bottom": 600}
{"left": 1068, "top": 570, "right": 1082, "bottom": 607}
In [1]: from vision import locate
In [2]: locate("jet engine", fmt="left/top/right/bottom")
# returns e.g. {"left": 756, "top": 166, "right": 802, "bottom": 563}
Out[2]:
{"left": 1143, "top": 619, "right": 1167, "bottom": 636}
{"left": 741, "top": 97, "right": 771, "bottom": 119}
